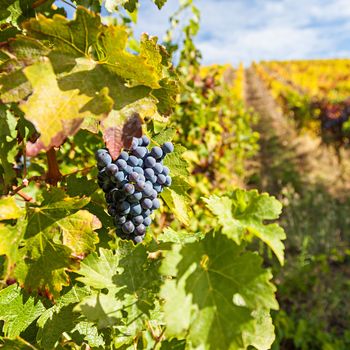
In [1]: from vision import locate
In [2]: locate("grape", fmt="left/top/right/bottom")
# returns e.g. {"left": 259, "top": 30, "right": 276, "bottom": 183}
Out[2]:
{"left": 96, "top": 137, "right": 173, "bottom": 243}
{"left": 113, "top": 171, "right": 125, "bottom": 183}
{"left": 150, "top": 146, "right": 163, "bottom": 159}
{"left": 144, "top": 168, "right": 155, "bottom": 179}
{"left": 143, "top": 183, "right": 153, "bottom": 197}
{"left": 129, "top": 172, "right": 139, "bottom": 182}
{"left": 162, "top": 166, "right": 170, "bottom": 176}
{"left": 135, "top": 224, "right": 146, "bottom": 236}
{"left": 133, "top": 167, "right": 144, "bottom": 175}
{"left": 135, "top": 180, "right": 146, "bottom": 191}
{"left": 143, "top": 216, "right": 152, "bottom": 226}
{"left": 119, "top": 151, "right": 129, "bottom": 161}
{"left": 144, "top": 156, "right": 156, "bottom": 168}
{"left": 133, "top": 147, "right": 147, "bottom": 159}
{"left": 96, "top": 149, "right": 112, "bottom": 167}
{"left": 129, "top": 191, "right": 142, "bottom": 203}
{"left": 116, "top": 159, "right": 127, "bottom": 169}
{"left": 165, "top": 176, "right": 172, "bottom": 186}
{"left": 162, "top": 142, "right": 174, "bottom": 154}
{"left": 153, "top": 162, "right": 163, "bottom": 175}
{"left": 132, "top": 215, "right": 144, "bottom": 225}
{"left": 142, "top": 135, "right": 150, "bottom": 146}
{"left": 130, "top": 203, "right": 142, "bottom": 216}
{"left": 133, "top": 235, "right": 144, "bottom": 244}
{"left": 122, "top": 221, "right": 134, "bottom": 234}
{"left": 127, "top": 155, "right": 139, "bottom": 167}
{"left": 106, "top": 163, "right": 119, "bottom": 176}
{"left": 123, "top": 183, "right": 135, "bottom": 195}
{"left": 157, "top": 174, "right": 166, "bottom": 185}
{"left": 115, "top": 215, "right": 126, "bottom": 225}
{"left": 141, "top": 198, "right": 153, "bottom": 209}
{"left": 130, "top": 137, "right": 139, "bottom": 150}
{"left": 152, "top": 198, "right": 160, "bottom": 209}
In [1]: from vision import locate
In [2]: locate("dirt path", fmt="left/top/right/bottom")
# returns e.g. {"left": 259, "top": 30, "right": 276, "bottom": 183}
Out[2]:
{"left": 244, "top": 67, "right": 350, "bottom": 196}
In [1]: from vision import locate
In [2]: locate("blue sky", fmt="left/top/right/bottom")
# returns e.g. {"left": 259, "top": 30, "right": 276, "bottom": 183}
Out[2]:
{"left": 57, "top": 0, "right": 350, "bottom": 66}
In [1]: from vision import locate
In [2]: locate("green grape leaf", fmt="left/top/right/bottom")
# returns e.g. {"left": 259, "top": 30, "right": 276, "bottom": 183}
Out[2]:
{"left": 0, "top": 284, "right": 45, "bottom": 338}
{"left": 0, "top": 197, "right": 22, "bottom": 220}
{"left": 75, "top": 291, "right": 122, "bottom": 329}
{"left": 0, "top": 220, "right": 25, "bottom": 278}
{"left": 161, "top": 187, "right": 191, "bottom": 226}
{"left": 163, "top": 145, "right": 189, "bottom": 177}
{"left": 160, "top": 232, "right": 278, "bottom": 350}
{"left": 71, "top": 321, "right": 105, "bottom": 347}
{"left": 204, "top": 189, "right": 286, "bottom": 265}
{"left": 36, "top": 286, "right": 91, "bottom": 349}
{"left": 60, "top": 210, "right": 101, "bottom": 257}
{"left": 14, "top": 233, "right": 75, "bottom": 298}
{"left": 76, "top": 248, "right": 120, "bottom": 290}
{"left": 0, "top": 337, "right": 34, "bottom": 349}
{"left": 21, "top": 60, "right": 113, "bottom": 156}
{"left": 153, "top": 0, "right": 167, "bottom": 9}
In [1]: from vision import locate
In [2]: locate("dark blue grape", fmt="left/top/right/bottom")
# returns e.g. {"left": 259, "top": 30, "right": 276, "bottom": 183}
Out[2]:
{"left": 142, "top": 135, "right": 150, "bottom": 146}
{"left": 123, "top": 183, "right": 135, "bottom": 195}
{"left": 135, "top": 224, "right": 146, "bottom": 236}
{"left": 133, "top": 235, "right": 144, "bottom": 244}
{"left": 113, "top": 171, "right": 125, "bottom": 183}
{"left": 124, "top": 165, "right": 133, "bottom": 174}
{"left": 130, "top": 137, "right": 139, "bottom": 150}
{"left": 117, "top": 201, "right": 130, "bottom": 215}
{"left": 152, "top": 198, "right": 160, "bottom": 209}
{"left": 153, "top": 162, "right": 163, "bottom": 175}
{"left": 149, "top": 189, "right": 157, "bottom": 200}
{"left": 133, "top": 147, "right": 147, "bottom": 159}
{"left": 143, "top": 209, "right": 152, "bottom": 216}
{"left": 132, "top": 215, "right": 144, "bottom": 225}
{"left": 106, "top": 163, "right": 119, "bottom": 176}
{"left": 165, "top": 176, "right": 172, "bottom": 186}
{"left": 127, "top": 155, "right": 139, "bottom": 167}
{"left": 162, "top": 166, "right": 170, "bottom": 176}
{"left": 162, "top": 142, "right": 174, "bottom": 154}
{"left": 157, "top": 174, "right": 166, "bottom": 185}
{"left": 143, "top": 216, "right": 152, "bottom": 226}
{"left": 130, "top": 203, "right": 142, "bottom": 216}
{"left": 96, "top": 149, "right": 112, "bottom": 167}
{"left": 150, "top": 146, "right": 163, "bottom": 159}
{"left": 129, "top": 191, "right": 142, "bottom": 203}
{"left": 122, "top": 221, "right": 135, "bottom": 234}
{"left": 119, "top": 151, "right": 129, "bottom": 161}
{"left": 138, "top": 158, "right": 143, "bottom": 167}
{"left": 115, "top": 215, "right": 126, "bottom": 225}
{"left": 154, "top": 183, "right": 162, "bottom": 193}
{"left": 113, "top": 189, "right": 126, "bottom": 202}
{"left": 144, "top": 156, "right": 156, "bottom": 168}
{"left": 108, "top": 206, "right": 117, "bottom": 216}
{"left": 133, "top": 167, "right": 144, "bottom": 175}
{"left": 138, "top": 174, "right": 146, "bottom": 182}
{"left": 143, "top": 183, "right": 153, "bottom": 197}
{"left": 129, "top": 172, "right": 139, "bottom": 182}
{"left": 135, "top": 180, "right": 146, "bottom": 191}
{"left": 141, "top": 198, "right": 153, "bottom": 209}
{"left": 144, "top": 168, "right": 155, "bottom": 179}
{"left": 116, "top": 159, "right": 127, "bottom": 169}
{"left": 150, "top": 175, "right": 157, "bottom": 184}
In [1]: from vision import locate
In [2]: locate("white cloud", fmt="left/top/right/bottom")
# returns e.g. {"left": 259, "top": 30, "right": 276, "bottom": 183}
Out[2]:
{"left": 134, "top": 0, "right": 350, "bottom": 65}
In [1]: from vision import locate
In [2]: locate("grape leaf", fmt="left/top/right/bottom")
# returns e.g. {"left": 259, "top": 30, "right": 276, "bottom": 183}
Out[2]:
{"left": 161, "top": 187, "right": 190, "bottom": 226}
{"left": 160, "top": 232, "right": 278, "bottom": 350}
{"left": 163, "top": 145, "right": 189, "bottom": 177}
{"left": 71, "top": 321, "right": 105, "bottom": 347}
{"left": 76, "top": 248, "right": 120, "bottom": 290}
{"left": 0, "top": 284, "right": 45, "bottom": 338}
{"left": 14, "top": 233, "right": 75, "bottom": 298}
{"left": 36, "top": 286, "right": 91, "bottom": 349}
{"left": 0, "top": 337, "right": 34, "bottom": 349}
{"left": 0, "top": 197, "right": 22, "bottom": 220}
{"left": 204, "top": 189, "right": 286, "bottom": 265}
{"left": 21, "top": 60, "right": 113, "bottom": 155}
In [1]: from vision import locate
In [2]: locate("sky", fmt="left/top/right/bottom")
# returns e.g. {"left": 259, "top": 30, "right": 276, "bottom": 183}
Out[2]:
{"left": 56, "top": 0, "right": 350, "bottom": 66}
{"left": 133, "top": 0, "right": 350, "bottom": 66}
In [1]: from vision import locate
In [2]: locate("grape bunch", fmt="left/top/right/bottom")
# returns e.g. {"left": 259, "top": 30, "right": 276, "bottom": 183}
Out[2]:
{"left": 95, "top": 136, "right": 174, "bottom": 243}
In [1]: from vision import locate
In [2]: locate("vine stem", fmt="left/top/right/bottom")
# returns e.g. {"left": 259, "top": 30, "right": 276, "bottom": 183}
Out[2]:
{"left": 46, "top": 147, "right": 62, "bottom": 185}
